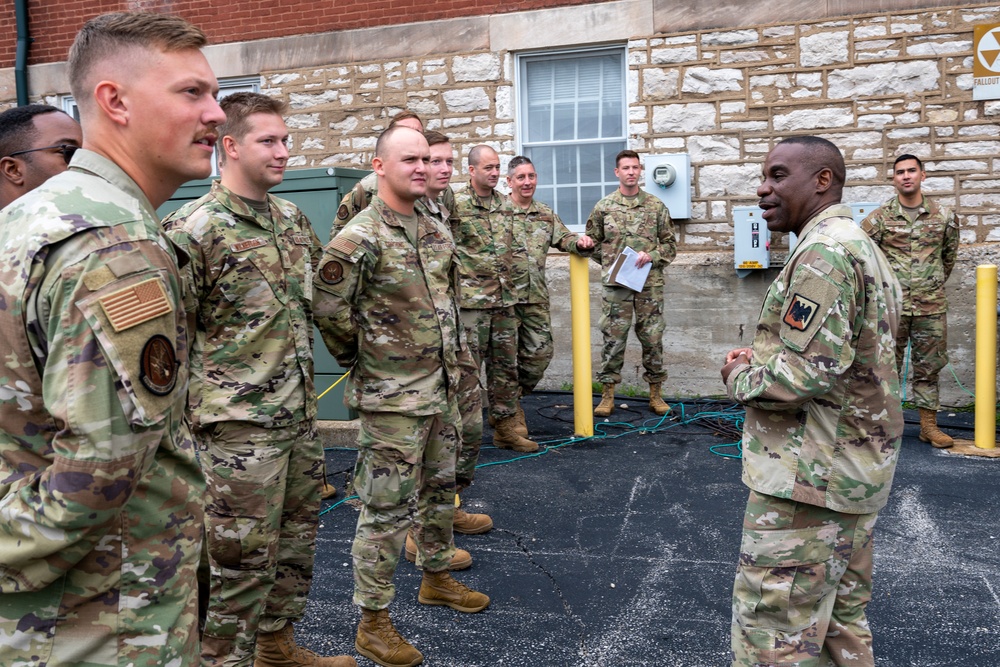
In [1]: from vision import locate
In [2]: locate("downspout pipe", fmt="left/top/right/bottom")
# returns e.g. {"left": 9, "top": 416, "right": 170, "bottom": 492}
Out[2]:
{"left": 15, "top": 0, "right": 31, "bottom": 106}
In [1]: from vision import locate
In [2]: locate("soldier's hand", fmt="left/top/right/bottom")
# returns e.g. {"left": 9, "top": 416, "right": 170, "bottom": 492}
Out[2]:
{"left": 635, "top": 251, "right": 653, "bottom": 267}
{"left": 721, "top": 348, "right": 752, "bottom": 384}
{"left": 576, "top": 235, "right": 595, "bottom": 250}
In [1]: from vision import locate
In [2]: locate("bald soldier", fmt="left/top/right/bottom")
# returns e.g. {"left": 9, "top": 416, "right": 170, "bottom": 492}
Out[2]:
{"left": 0, "top": 12, "right": 224, "bottom": 666}
{"left": 450, "top": 145, "right": 538, "bottom": 452}
{"left": 0, "top": 104, "right": 82, "bottom": 209}
{"left": 721, "top": 136, "right": 903, "bottom": 666}
{"left": 315, "top": 126, "right": 489, "bottom": 667}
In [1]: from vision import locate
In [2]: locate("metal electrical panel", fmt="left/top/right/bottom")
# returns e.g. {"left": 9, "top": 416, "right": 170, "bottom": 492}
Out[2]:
{"left": 643, "top": 154, "right": 691, "bottom": 219}
{"left": 788, "top": 202, "right": 880, "bottom": 254}
{"left": 733, "top": 205, "right": 770, "bottom": 277}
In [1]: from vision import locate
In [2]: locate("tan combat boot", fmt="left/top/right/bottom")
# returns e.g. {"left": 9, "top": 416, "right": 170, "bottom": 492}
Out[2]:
{"left": 454, "top": 508, "right": 493, "bottom": 534}
{"left": 493, "top": 415, "right": 538, "bottom": 452}
{"left": 512, "top": 401, "right": 529, "bottom": 437}
{"left": 918, "top": 408, "right": 953, "bottom": 448}
{"left": 355, "top": 608, "right": 422, "bottom": 667}
{"left": 404, "top": 531, "right": 472, "bottom": 570}
{"left": 320, "top": 481, "right": 337, "bottom": 500}
{"left": 255, "top": 623, "right": 357, "bottom": 667}
{"left": 417, "top": 571, "right": 490, "bottom": 613}
{"left": 488, "top": 407, "right": 528, "bottom": 437}
{"left": 648, "top": 382, "right": 671, "bottom": 416}
{"left": 594, "top": 383, "right": 616, "bottom": 418}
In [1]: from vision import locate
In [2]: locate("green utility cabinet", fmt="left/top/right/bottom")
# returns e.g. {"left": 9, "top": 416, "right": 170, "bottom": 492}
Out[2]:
{"left": 157, "top": 167, "right": 370, "bottom": 420}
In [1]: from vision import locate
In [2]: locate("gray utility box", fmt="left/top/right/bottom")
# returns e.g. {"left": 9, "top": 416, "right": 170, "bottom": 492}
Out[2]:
{"left": 158, "top": 167, "right": 369, "bottom": 421}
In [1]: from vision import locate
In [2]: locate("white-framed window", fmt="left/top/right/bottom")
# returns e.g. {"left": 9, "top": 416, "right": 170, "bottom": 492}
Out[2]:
{"left": 516, "top": 46, "right": 627, "bottom": 229}
{"left": 61, "top": 75, "right": 261, "bottom": 177}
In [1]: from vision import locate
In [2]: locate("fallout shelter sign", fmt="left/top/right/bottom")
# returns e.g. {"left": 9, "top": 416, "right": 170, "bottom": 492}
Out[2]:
{"left": 974, "top": 23, "right": 1000, "bottom": 100}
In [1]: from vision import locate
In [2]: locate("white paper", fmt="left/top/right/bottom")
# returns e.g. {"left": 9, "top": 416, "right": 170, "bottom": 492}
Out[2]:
{"left": 612, "top": 246, "right": 651, "bottom": 292}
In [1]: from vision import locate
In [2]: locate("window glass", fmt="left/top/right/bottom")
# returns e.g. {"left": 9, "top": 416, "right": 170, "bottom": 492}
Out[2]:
{"left": 519, "top": 47, "right": 626, "bottom": 228}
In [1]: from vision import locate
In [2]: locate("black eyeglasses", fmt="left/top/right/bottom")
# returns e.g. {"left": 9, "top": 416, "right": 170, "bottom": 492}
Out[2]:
{"left": 6, "top": 144, "right": 79, "bottom": 165}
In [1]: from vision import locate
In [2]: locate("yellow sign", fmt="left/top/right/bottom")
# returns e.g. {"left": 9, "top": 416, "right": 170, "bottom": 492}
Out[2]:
{"left": 974, "top": 23, "right": 1000, "bottom": 100}
{"left": 738, "top": 261, "right": 764, "bottom": 269}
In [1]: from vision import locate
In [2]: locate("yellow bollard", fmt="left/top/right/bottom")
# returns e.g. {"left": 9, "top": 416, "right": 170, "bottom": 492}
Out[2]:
{"left": 570, "top": 254, "right": 594, "bottom": 437}
{"left": 975, "top": 264, "right": 998, "bottom": 449}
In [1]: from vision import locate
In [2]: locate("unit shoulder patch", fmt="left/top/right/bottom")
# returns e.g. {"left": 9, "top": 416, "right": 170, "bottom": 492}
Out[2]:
{"left": 320, "top": 260, "right": 345, "bottom": 285}
{"left": 783, "top": 293, "right": 820, "bottom": 332}
{"left": 140, "top": 334, "right": 177, "bottom": 396}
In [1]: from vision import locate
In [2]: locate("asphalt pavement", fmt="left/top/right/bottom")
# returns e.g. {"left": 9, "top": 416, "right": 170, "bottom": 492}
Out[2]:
{"left": 301, "top": 393, "right": 1000, "bottom": 667}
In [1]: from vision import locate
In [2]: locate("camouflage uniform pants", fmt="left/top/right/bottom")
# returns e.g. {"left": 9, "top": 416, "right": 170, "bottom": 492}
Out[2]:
{"left": 895, "top": 313, "right": 947, "bottom": 410}
{"left": 461, "top": 306, "right": 520, "bottom": 421}
{"left": 199, "top": 420, "right": 324, "bottom": 667}
{"left": 732, "top": 490, "right": 877, "bottom": 667}
{"left": 515, "top": 301, "right": 554, "bottom": 393}
{"left": 352, "top": 407, "right": 459, "bottom": 610}
{"left": 456, "top": 345, "right": 484, "bottom": 493}
{"left": 598, "top": 283, "right": 667, "bottom": 384}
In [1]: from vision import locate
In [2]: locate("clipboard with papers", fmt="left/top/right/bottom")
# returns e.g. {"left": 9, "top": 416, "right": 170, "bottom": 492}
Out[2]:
{"left": 608, "top": 246, "right": 651, "bottom": 292}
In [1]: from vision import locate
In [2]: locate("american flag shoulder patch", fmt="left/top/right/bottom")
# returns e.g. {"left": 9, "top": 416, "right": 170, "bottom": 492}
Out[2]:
{"left": 98, "top": 278, "right": 174, "bottom": 332}
{"left": 330, "top": 236, "right": 358, "bottom": 256}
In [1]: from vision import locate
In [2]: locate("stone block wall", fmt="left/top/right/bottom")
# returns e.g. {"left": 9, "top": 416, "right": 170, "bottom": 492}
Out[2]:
{"left": 265, "top": 3, "right": 1000, "bottom": 254}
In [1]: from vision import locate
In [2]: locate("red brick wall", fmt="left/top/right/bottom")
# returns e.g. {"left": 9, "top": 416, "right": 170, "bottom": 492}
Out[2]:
{"left": 1, "top": 0, "right": 604, "bottom": 68}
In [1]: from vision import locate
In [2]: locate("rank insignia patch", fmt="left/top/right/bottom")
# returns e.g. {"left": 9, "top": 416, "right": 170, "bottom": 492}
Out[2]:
{"left": 99, "top": 278, "right": 173, "bottom": 332}
{"left": 140, "top": 334, "right": 177, "bottom": 396}
{"left": 783, "top": 293, "right": 820, "bottom": 331}
{"left": 320, "top": 260, "right": 344, "bottom": 285}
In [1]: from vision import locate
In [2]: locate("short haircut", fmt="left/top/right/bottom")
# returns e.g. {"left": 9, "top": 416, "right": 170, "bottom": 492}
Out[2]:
{"left": 507, "top": 155, "right": 533, "bottom": 176}
{"left": 894, "top": 153, "right": 923, "bottom": 171}
{"left": 375, "top": 124, "right": 423, "bottom": 158}
{"left": 389, "top": 111, "right": 422, "bottom": 129}
{"left": 615, "top": 149, "right": 640, "bottom": 167}
{"left": 468, "top": 144, "right": 498, "bottom": 168}
{"left": 68, "top": 12, "right": 208, "bottom": 111}
{"left": 423, "top": 130, "right": 450, "bottom": 147}
{"left": 216, "top": 93, "right": 287, "bottom": 164}
{"left": 775, "top": 135, "right": 846, "bottom": 188}
{"left": 0, "top": 105, "right": 66, "bottom": 158}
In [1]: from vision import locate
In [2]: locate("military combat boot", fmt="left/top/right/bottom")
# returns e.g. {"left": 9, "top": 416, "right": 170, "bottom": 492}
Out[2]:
{"left": 488, "top": 408, "right": 528, "bottom": 436}
{"left": 453, "top": 508, "right": 493, "bottom": 534}
{"left": 404, "top": 531, "right": 472, "bottom": 570}
{"left": 648, "top": 382, "right": 671, "bottom": 416}
{"left": 512, "top": 401, "right": 530, "bottom": 437}
{"left": 255, "top": 623, "right": 357, "bottom": 667}
{"left": 417, "top": 571, "right": 490, "bottom": 613}
{"left": 918, "top": 408, "right": 953, "bottom": 448}
{"left": 355, "top": 608, "right": 422, "bottom": 667}
{"left": 493, "top": 415, "right": 538, "bottom": 452}
{"left": 594, "top": 383, "right": 616, "bottom": 418}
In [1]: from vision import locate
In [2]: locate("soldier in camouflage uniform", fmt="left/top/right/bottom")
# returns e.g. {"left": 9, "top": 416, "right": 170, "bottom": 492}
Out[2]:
{"left": 506, "top": 156, "right": 594, "bottom": 403}
{"left": 314, "top": 126, "right": 489, "bottom": 667}
{"left": 586, "top": 149, "right": 677, "bottom": 418}
{"left": 0, "top": 104, "right": 81, "bottom": 209}
{"left": 0, "top": 13, "right": 224, "bottom": 667}
{"left": 411, "top": 131, "right": 492, "bottom": 550}
{"left": 861, "top": 154, "right": 960, "bottom": 448}
{"left": 163, "top": 94, "right": 354, "bottom": 667}
{"left": 721, "top": 137, "right": 903, "bottom": 667}
{"left": 450, "top": 145, "right": 538, "bottom": 452}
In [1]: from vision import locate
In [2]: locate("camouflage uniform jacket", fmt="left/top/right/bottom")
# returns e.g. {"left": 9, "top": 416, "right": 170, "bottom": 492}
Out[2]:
{"left": 163, "top": 181, "right": 321, "bottom": 428}
{"left": 315, "top": 196, "right": 464, "bottom": 416}
{"left": 509, "top": 198, "right": 591, "bottom": 305}
{"left": 332, "top": 171, "right": 455, "bottom": 240}
{"left": 585, "top": 189, "right": 677, "bottom": 288}
{"left": 860, "top": 194, "right": 960, "bottom": 316}
{"left": 449, "top": 186, "right": 517, "bottom": 309}
{"left": 726, "top": 204, "right": 904, "bottom": 514}
{"left": 0, "top": 150, "right": 203, "bottom": 665}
